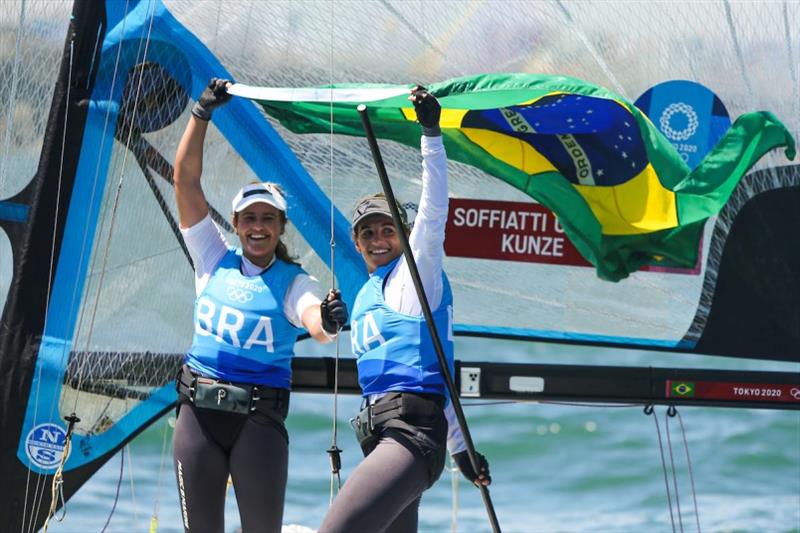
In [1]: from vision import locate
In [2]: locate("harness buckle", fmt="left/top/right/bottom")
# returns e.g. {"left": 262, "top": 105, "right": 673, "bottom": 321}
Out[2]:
{"left": 368, "top": 403, "right": 375, "bottom": 431}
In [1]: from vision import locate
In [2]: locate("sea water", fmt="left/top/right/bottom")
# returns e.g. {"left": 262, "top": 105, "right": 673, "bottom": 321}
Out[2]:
{"left": 47, "top": 338, "right": 800, "bottom": 532}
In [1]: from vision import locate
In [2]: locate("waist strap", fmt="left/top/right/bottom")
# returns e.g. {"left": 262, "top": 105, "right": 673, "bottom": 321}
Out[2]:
{"left": 176, "top": 365, "right": 289, "bottom": 417}
{"left": 356, "top": 392, "right": 445, "bottom": 430}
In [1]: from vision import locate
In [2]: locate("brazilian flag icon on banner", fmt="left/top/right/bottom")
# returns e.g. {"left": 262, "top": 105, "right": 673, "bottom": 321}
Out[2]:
{"left": 234, "top": 73, "right": 795, "bottom": 281}
{"left": 671, "top": 382, "right": 696, "bottom": 398}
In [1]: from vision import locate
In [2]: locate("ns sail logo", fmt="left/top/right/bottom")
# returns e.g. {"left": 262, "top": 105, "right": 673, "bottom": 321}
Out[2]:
{"left": 25, "top": 423, "right": 69, "bottom": 469}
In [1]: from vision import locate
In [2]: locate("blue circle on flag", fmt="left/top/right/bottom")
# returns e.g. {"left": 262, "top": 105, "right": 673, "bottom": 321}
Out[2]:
{"left": 25, "top": 422, "right": 68, "bottom": 470}
{"left": 635, "top": 80, "right": 731, "bottom": 169}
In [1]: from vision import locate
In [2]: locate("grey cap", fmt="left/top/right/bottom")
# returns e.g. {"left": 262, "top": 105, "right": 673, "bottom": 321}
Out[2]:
{"left": 351, "top": 193, "right": 408, "bottom": 231}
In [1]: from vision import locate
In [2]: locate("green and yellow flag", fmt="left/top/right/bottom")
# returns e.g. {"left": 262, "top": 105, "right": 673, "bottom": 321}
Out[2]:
{"left": 232, "top": 73, "right": 795, "bottom": 281}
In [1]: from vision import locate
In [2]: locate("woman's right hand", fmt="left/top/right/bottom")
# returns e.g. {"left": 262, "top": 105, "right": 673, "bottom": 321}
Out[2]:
{"left": 191, "top": 78, "right": 233, "bottom": 121}
{"left": 320, "top": 289, "right": 348, "bottom": 336}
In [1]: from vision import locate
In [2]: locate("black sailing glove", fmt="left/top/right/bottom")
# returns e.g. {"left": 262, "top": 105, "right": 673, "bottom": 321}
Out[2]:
{"left": 452, "top": 450, "right": 492, "bottom": 486}
{"left": 191, "top": 77, "right": 232, "bottom": 121}
{"left": 320, "top": 289, "right": 348, "bottom": 337}
{"left": 409, "top": 85, "right": 441, "bottom": 137}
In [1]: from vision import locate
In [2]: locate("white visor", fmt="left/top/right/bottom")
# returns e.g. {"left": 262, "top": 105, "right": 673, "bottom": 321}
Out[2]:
{"left": 231, "top": 183, "right": 287, "bottom": 213}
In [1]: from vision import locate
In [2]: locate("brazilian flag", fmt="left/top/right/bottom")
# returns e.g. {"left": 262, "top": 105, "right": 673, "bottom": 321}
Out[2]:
{"left": 234, "top": 73, "right": 795, "bottom": 281}
{"left": 671, "top": 382, "right": 696, "bottom": 398}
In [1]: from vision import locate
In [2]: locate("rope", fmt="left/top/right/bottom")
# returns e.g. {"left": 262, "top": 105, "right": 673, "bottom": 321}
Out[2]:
{"left": 665, "top": 406, "right": 684, "bottom": 532}
{"left": 644, "top": 405, "right": 677, "bottom": 533}
{"left": 127, "top": 440, "right": 139, "bottom": 524}
{"left": 100, "top": 445, "right": 126, "bottom": 533}
{"left": 149, "top": 416, "right": 173, "bottom": 533}
{"left": 54, "top": 0, "right": 131, "bottom": 430}
{"left": 70, "top": 0, "right": 156, "bottom": 402}
{"left": 449, "top": 455, "right": 460, "bottom": 533}
{"left": 41, "top": 414, "right": 80, "bottom": 532}
{"left": 676, "top": 410, "right": 702, "bottom": 532}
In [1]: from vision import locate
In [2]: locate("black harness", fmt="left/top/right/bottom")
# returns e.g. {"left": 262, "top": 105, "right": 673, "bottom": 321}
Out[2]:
{"left": 351, "top": 391, "right": 447, "bottom": 487}
{"left": 176, "top": 365, "right": 289, "bottom": 420}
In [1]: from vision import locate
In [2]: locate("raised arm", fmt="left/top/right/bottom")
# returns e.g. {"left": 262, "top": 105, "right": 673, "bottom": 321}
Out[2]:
{"left": 174, "top": 78, "right": 231, "bottom": 229}
{"left": 385, "top": 87, "right": 448, "bottom": 314}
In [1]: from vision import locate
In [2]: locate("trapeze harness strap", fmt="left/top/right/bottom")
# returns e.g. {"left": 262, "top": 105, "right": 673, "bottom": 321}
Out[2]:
{"left": 349, "top": 256, "right": 455, "bottom": 396}
{"left": 350, "top": 391, "right": 447, "bottom": 488}
{"left": 351, "top": 392, "right": 445, "bottom": 440}
{"left": 186, "top": 249, "right": 305, "bottom": 388}
{"left": 176, "top": 365, "right": 290, "bottom": 420}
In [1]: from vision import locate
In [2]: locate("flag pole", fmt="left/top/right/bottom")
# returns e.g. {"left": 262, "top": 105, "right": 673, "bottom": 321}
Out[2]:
{"left": 357, "top": 104, "right": 501, "bottom": 533}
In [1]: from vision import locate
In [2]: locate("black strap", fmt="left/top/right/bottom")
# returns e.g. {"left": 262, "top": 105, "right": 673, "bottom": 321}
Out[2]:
{"left": 176, "top": 365, "right": 289, "bottom": 412}
{"left": 371, "top": 395, "right": 403, "bottom": 417}
{"left": 366, "top": 392, "right": 444, "bottom": 427}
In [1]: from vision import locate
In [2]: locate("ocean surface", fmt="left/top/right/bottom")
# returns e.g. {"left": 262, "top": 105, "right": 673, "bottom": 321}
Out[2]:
{"left": 48, "top": 338, "right": 800, "bottom": 533}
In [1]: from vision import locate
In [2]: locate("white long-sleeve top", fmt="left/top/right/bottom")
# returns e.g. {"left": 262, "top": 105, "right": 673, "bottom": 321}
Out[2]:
{"left": 381, "top": 134, "right": 466, "bottom": 455}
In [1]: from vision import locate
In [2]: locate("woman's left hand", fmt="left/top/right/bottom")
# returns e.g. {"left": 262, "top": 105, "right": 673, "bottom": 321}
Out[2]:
{"left": 452, "top": 450, "right": 492, "bottom": 487}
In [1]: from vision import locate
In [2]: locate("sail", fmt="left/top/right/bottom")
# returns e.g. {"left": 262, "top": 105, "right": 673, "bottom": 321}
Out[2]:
{"left": 1, "top": 0, "right": 799, "bottom": 529}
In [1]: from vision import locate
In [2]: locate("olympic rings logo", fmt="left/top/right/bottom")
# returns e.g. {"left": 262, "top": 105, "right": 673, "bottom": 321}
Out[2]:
{"left": 790, "top": 388, "right": 800, "bottom": 400}
{"left": 226, "top": 286, "right": 254, "bottom": 303}
{"left": 659, "top": 102, "right": 699, "bottom": 141}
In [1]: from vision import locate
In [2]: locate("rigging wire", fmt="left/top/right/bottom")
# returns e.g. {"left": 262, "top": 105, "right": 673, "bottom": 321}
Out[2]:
{"left": 644, "top": 404, "right": 678, "bottom": 533}
{"left": 552, "top": 0, "right": 627, "bottom": 99}
{"left": 52, "top": 0, "right": 130, "bottom": 430}
{"left": 29, "top": 1, "right": 152, "bottom": 528}
{"left": 0, "top": 0, "right": 27, "bottom": 189}
{"left": 70, "top": 0, "right": 157, "bottom": 403}
{"left": 66, "top": 9, "right": 155, "bottom": 448}
{"left": 26, "top": 26, "right": 76, "bottom": 533}
{"left": 100, "top": 445, "right": 126, "bottom": 533}
{"left": 722, "top": 0, "right": 754, "bottom": 101}
{"left": 784, "top": 0, "right": 800, "bottom": 134}
{"left": 449, "top": 455, "right": 460, "bottom": 533}
{"left": 675, "top": 409, "right": 702, "bottom": 533}
{"left": 665, "top": 406, "right": 685, "bottom": 533}
{"left": 127, "top": 438, "right": 139, "bottom": 525}
{"left": 149, "top": 416, "right": 173, "bottom": 533}
{"left": 541, "top": 400, "right": 640, "bottom": 408}
{"left": 325, "top": 0, "right": 344, "bottom": 502}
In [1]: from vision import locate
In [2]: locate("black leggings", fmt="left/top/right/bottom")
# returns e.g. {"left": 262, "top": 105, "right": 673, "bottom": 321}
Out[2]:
{"left": 319, "top": 397, "right": 447, "bottom": 533}
{"left": 172, "top": 402, "right": 288, "bottom": 533}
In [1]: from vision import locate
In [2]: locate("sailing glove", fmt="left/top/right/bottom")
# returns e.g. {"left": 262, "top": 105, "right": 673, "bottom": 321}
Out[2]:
{"left": 192, "top": 78, "right": 232, "bottom": 121}
{"left": 321, "top": 289, "right": 348, "bottom": 336}
{"left": 410, "top": 85, "right": 441, "bottom": 137}
{"left": 452, "top": 450, "right": 492, "bottom": 486}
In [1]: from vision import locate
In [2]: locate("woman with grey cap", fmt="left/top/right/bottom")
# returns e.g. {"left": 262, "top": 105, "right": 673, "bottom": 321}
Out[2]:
{"left": 171, "top": 78, "right": 348, "bottom": 533}
{"left": 318, "top": 87, "right": 490, "bottom": 533}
